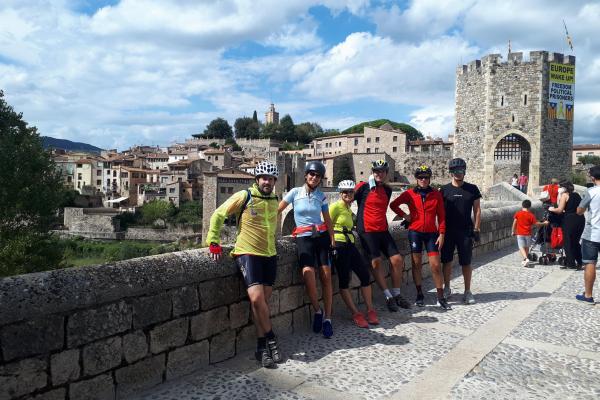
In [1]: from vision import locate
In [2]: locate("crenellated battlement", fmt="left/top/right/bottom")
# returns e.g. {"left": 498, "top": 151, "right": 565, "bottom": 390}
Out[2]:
{"left": 457, "top": 51, "right": 576, "bottom": 75}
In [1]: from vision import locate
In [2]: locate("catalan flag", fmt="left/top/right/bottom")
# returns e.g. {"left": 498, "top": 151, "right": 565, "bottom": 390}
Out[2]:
{"left": 563, "top": 20, "right": 574, "bottom": 51}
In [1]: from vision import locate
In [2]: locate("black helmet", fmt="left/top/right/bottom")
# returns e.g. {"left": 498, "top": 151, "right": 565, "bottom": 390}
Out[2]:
{"left": 414, "top": 165, "right": 432, "bottom": 178}
{"left": 448, "top": 158, "right": 467, "bottom": 172}
{"left": 304, "top": 161, "right": 326, "bottom": 177}
{"left": 371, "top": 159, "right": 389, "bottom": 171}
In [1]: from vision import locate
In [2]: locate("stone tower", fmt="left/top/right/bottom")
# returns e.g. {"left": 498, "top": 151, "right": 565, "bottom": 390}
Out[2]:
{"left": 265, "top": 103, "right": 279, "bottom": 125}
{"left": 454, "top": 51, "right": 575, "bottom": 194}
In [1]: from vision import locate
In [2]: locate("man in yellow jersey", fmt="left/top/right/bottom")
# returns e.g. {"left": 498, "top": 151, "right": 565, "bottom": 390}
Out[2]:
{"left": 206, "top": 160, "right": 281, "bottom": 368}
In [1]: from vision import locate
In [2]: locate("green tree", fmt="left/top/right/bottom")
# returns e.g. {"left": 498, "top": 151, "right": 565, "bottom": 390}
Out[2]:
{"left": 200, "top": 117, "right": 233, "bottom": 139}
{"left": 342, "top": 119, "right": 424, "bottom": 141}
{"left": 225, "top": 137, "right": 242, "bottom": 151}
{"left": 295, "top": 122, "right": 324, "bottom": 144}
{"left": 578, "top": 155, "right": 600, "bottom": 165}
{"left": 172, "top": 201, "right": 203, "bottom": 224}
{"left": 261, "top": 122, "right": 279, "bottom": 139}
{"left": 139, "top": 200, "right": 176, "bottom": 225}
{"left": 333, "top": 158, "right": 354, "bottom": 186}
{"left": 0, "top": 90, "right": 65, "bottom": 276}
{"left": 234, "top": 117, "right": 259, "bottom": 139}
{"left": 279, "top": 114, "right": 296, "bottom": 142}
{"left": 252, "top": 110, "right": 258, "bottom": 122}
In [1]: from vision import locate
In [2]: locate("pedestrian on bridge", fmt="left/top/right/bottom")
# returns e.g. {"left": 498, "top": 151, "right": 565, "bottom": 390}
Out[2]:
{"left": 575, "top": 166, "right": 600, "bottom": 304}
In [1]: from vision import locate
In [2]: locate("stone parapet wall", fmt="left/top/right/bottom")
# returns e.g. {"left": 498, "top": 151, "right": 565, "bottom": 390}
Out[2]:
{"left": 124, "top": 226, "right": 200, "bottom": 242}
{"left": 64, "top": 208, "right": 120, "bottom": 233}
{"left": 0, "top": 203, "right": 534, "bottom": 400}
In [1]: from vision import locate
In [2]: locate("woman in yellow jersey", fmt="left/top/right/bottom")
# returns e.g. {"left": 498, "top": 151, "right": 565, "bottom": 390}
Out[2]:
{"left": 329, "top": 180, "right": 379, "bottom": 328}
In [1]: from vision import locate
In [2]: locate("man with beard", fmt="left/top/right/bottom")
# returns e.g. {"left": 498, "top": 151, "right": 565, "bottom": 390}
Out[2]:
{"left": 206, "top": 160, "right": 282, "bottom": 368}
{"left": 440, "top": 158, "right": 482, "bottom": 305}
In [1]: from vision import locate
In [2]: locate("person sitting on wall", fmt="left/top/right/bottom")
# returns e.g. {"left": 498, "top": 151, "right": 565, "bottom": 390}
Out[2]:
{"left": 543, "top": 178, "right": 560, "bottom": 206}
{"left": 206, "top": 160, "right": 282, "bottom": 369}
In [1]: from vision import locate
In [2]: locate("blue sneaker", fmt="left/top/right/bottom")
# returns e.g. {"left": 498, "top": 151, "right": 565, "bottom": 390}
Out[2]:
{"left": 322, "top": 319, "right": 333, "bottom": 338}
{"left": 575, "top": 293, "right": 595, "bottom": 304}
{"left": 312, "top": 311, "right": 323, "bottom": 333}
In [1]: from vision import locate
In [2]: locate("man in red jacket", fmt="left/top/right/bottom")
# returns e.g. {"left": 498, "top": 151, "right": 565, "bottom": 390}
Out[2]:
{"left": 390, "top": 165, "right": 450, "bottom": 310}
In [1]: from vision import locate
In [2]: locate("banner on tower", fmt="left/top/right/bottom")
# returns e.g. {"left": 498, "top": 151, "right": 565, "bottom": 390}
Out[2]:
{"left": 547, "top": 63, "right": 575, "bottom": 120}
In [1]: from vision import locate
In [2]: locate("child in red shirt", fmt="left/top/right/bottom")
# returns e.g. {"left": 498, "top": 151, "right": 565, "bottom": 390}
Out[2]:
{"left": 512, "top": 200, "right": 547, "bottom": 267}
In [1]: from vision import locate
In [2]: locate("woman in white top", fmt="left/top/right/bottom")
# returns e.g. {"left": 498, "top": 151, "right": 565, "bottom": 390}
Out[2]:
{"left": 511, "top": 174, "right": 519, "bottom": 189}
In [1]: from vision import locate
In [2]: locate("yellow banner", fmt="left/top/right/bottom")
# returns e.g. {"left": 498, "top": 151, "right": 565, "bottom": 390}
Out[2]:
{"left": 547, "top": 63, "right": 575, "bottom": 120}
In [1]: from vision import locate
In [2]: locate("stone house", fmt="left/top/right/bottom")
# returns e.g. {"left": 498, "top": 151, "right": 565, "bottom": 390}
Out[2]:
{"left": 201, "top": 168, "right": 256, "bottom": 241}
{"left": 203, "top": 149, "right": 232, "bottom": 170}
{"left": 307, "top": 123, "right": 408, "bottom": 166}
{"left": 573, "top": 144, "right": 600, "bottom": 165}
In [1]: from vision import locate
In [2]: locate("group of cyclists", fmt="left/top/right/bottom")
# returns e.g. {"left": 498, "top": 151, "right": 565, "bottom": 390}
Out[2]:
{"left": 206, "top": 156, "right": 481, "bottom": 368}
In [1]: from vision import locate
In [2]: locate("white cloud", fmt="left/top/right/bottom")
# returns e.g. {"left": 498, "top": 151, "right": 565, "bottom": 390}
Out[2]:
{"left": 293, "top": 32, "right": 479, "bottom": 105}
{"left": 409, "top": 105, "right": 455, "bottom": 139}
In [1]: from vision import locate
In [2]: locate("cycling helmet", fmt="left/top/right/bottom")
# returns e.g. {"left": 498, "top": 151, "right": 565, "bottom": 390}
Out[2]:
{"left": 448, "top": 158, "right": 467, "bottom": 172}
{"left": 414, "top": 165, "right": 432, "bottom": 178}
{"left": 254, "top": 160, "right": 279, "bottom": 178}
{"left": 304, "top": 161, "right": 326, "bottom": 177}
{"left": 371, "top": 159, "right": 389, "bottom": 171}
{"left": 337, "top": 180, "right": 355, "bottom": 192}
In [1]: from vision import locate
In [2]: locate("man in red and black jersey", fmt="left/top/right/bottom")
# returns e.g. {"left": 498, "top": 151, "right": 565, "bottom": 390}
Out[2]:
{"left": 355, "top": 159, "right": 411, "bottom": 311}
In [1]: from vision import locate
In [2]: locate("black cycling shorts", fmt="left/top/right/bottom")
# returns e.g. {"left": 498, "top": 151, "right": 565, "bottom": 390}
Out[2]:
{"left": 407, "top": 230, "right": 439, "bottom": 256}
{"left": 334, "top": 241, "right": 371, "bottom": 289}
{"left": 235, "top": 254, "right": 277, "bottom": 287}
{"left": 441, "top": 230, "right": 473, "bottom": 266}
{"left": 358, "top": 231, "right": 400, "bottom": 261}
{"left": 296, "top": 231, "right": 331, "bottom": 268}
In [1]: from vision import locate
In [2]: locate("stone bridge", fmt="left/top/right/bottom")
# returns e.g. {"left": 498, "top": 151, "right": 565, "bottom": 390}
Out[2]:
{"left": 1, "top": 196, "right": 598, "bottom": 400}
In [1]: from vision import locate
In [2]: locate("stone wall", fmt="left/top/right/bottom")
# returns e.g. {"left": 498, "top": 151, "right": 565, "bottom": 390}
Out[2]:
{"left": 397, "top": 153, "right": 453, "bottom": 185}
{"left": 64, "top": 208, "right": 120, "bottom": 234}
{"left": 124, "top": 226, "right": 200, "bottom": 242}
{"left": 0, "top": 203, "right": 535, "bottom": 400}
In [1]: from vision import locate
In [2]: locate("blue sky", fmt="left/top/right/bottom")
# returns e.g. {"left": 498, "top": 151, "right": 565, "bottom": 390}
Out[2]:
{"left": 1, "top": 0, "right": 599, "bottom": 150}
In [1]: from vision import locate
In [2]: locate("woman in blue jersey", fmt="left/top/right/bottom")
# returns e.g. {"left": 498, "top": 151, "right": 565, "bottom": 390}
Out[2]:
{"left": 278, "top": 161, "right": 336, "bottom": 338}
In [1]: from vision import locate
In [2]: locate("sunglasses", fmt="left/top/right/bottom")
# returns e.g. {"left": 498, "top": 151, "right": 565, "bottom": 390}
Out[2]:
{"left": 307, "top": 171, "right": 322, "bottom": 178}
{"left": 451, "top": 170, "right": 465, "bottom": 175}
{"left": 341, "top": 190, "right": 354, "bottom": 195}
{"left": 416, "top": 176, "right": 431, "bottom": 180}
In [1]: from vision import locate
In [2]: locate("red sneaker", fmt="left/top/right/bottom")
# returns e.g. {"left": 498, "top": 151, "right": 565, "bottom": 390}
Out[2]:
{"left": 366, "top": 310, "right": 379, "bottom": 325}
{"left": 352, "top": 312, "right": 369, "bottom": 328}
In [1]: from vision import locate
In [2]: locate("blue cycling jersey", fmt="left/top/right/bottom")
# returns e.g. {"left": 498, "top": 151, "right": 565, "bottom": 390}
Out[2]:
{"left": 283, "top": 186, "right": 329, "bottom": 237}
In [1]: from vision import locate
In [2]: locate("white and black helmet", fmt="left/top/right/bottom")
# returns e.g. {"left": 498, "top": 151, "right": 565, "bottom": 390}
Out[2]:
{"left": 337, "top": 180, "right": 355, "bottom": 192}
{"left": 254, "top": 160, "right": 278, "bottom": 178}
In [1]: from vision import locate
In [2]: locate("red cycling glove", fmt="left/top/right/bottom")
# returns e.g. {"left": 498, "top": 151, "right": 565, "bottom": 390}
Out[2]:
{"left": 209, "top": 243, "right": 223, "bottom": 256}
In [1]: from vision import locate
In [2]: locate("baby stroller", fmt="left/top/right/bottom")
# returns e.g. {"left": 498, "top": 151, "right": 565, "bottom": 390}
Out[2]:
{"left": 528, "top": 192, "right": 565, "bottom": 265}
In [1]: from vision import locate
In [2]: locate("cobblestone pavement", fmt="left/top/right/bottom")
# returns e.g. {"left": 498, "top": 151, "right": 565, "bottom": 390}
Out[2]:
{"left": 132, "top": 248, "right": 600, "bottom": 400}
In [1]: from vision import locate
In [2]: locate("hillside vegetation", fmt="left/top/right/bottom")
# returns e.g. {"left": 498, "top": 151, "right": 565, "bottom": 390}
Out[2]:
{"left": 342, "top": 119, "right": 424, "bottom": 141}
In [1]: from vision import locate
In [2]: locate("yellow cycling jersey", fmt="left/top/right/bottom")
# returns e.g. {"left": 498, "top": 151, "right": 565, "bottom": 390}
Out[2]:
{"left": 205, "top": 184, "right": 278, "bottom": 257}
{"left": 329, "top": 200, "right": 356, "bottom": 243}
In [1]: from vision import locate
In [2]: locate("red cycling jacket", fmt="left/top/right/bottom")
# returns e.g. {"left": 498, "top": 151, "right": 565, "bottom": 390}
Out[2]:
{"left": 390, "top": 187, "right": 446, "bottom": 234}
{"left": 354, "top": 181, "right": 393, "bottom": 233}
